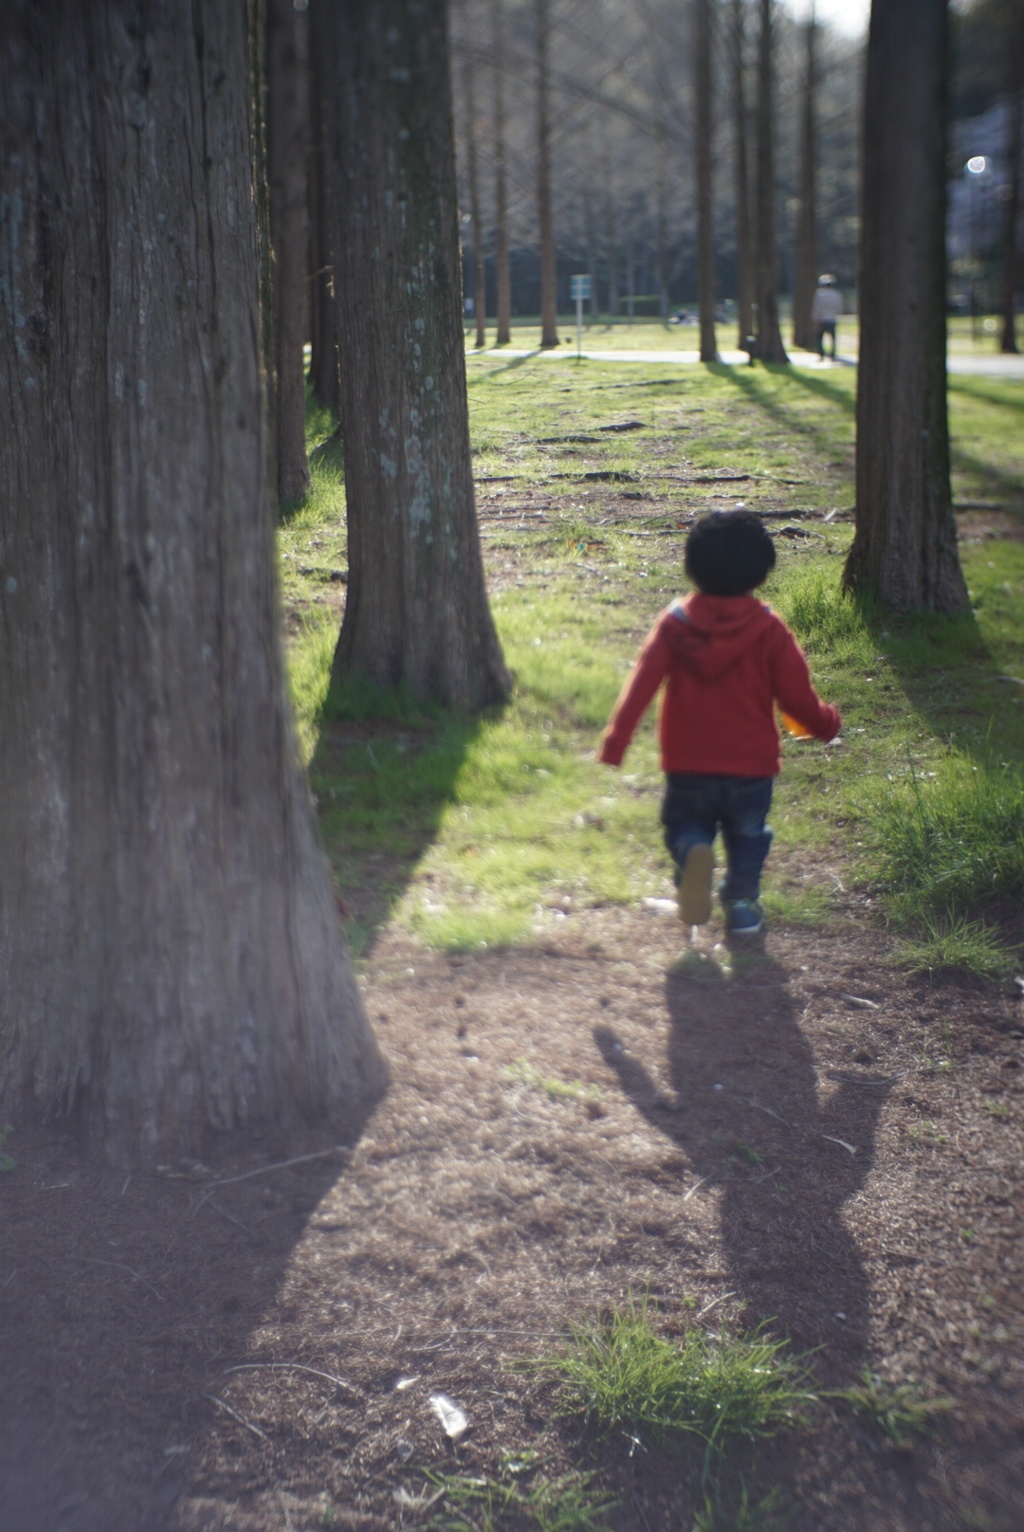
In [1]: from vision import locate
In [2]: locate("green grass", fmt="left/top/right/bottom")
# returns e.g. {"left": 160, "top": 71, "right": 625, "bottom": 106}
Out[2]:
{"left": 828, "top": 1369, "right": 953, "bottom": 1445}
{"left": 531, "top": 1294, "right": 812, "bottom": 1467}
{"left": 424, "top": 1463, "right": 616, "bottom": 1532}
{"left": 890, "top": 914, "right": 1016, "bottom": 982}
{"left": 693, "top": 1482, "right": 792, "bottom": 1532}
{"left": 465, "top": 313, "right": 1021, "bottom": 361}
{"left": 505, "top": 1058, "right": 602, "bottom": 1105}
{"left": 284, "top": 356, "right": 1024, "bottom": 974}
{"left": 760, "top": 559, "right": 1024, "bottom": 974}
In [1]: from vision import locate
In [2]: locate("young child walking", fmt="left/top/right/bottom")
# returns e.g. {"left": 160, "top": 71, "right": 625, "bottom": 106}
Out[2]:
{"left": 598, "top": 510, "right": 840, "bottom": 936}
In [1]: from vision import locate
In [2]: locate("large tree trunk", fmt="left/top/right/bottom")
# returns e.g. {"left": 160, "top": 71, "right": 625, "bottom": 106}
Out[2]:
{"left": 1000, "top": 83, "right": 1022, "bottom": 354}
{"left": 322, "top": 0, "right": 511, "bottom": 710}
{"left": 492, "top": 0, "right": 512, "bottom": 344}
{"left": 695, "top": 0, "right": 718, "bottom": 361}
{"left": 461, "top": 42, "right": 488, "bottom": 350}
{"left": 0, "top": 0, "right": 387, "bottom": 1165}
{"left": 843, "top": 0, "right": 969, "bottom": 613}
{"left": 536, "top": 0, "right": 559, "bottom": 347}
{"left": 754, "top": 0, "right": 788, "bottom": 362}
{"left": 792, "top": 13, "right": 818, "bottom": 351}
{"left": 732, "top": 0, "right": 754, "bottom": 347}
{"left": 267, "top": 0, "right": 311, "bottom": 503}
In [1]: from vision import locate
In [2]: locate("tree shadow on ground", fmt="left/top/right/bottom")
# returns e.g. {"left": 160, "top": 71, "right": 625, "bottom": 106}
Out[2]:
{"left": 779, "top": 367, "right": 1024, "bottom": 517}
{"left": 466, "top": 349, "right": 542, "bottom": 383}
{"left": 863, "top": 605, "right": 1024, "bottom": 766}
{"left": 709, "top": 363, "right": 856, "bottom": 472}
{"left": 308, "top": 702, "right": 493, "bottom": 956}
{"left": 0, "top": 1126, "right": 366, "bottom": 1532}
{"left": 594, "top": 949, "right": 889, "bottom": 1382}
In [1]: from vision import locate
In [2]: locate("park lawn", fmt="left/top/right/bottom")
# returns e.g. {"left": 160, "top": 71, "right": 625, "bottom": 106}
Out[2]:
{"left": 463, "top": 312, "right": 1021, "bottom": 358}
{"left": 285, "top": 355, "right": 1024, "bottom": 979}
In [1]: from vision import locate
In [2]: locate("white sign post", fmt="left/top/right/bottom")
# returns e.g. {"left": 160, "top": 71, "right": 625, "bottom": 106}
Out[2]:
{"left": 570, "top": 273, "right": 591, "bottom": 359}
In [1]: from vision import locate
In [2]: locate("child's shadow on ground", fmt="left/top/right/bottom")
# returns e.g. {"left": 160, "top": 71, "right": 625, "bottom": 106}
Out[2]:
{"left": 595, "top": 949, "right": 890, "bottom": 1380}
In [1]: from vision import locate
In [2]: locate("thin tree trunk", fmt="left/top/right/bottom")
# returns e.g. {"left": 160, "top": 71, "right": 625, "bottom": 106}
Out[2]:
{"left": 308, "top": 6, "right": 341, "bottom": 414}
{"left": 585, "top": 187, "right": 599, "bottom": 320}
{"left": 461, "top": 45, "right": 488, "bottom": 349}
{"left": 267, "top": 0, "right": 311, "bottom": 503}
{"left": 1000, "top": 84, "right": 1022, "bottom": 354}
{"left": 732, "top": 0, "right": 753, "bottom": 346}
{"left": 844, "top": 0, "right": 968, "bottom": 613}
{"left": 695, "top": 0, "right": 717, "bottom": 361}
{"left": 322, "top": 0, "right": 511, "bottom": 709}
{"left": 604, "top": 134, "right": 620, "bottom": 322}
{"left": 792, "top": 12, "right": 818, "bottom": 351}
{"left": 492, "top": 0, "right": 512, "bottom": 344}
{"left": 0, "top": 0, "right": 386, "bottom": 1165}
{"left": 754, "top": 0, "right": 788, "bottom": 362}
{"left": 656, "top": 125, "right": 670, "bottom": 322}
{"left": 536, "top": 0, "right": 559, "bottom": 347}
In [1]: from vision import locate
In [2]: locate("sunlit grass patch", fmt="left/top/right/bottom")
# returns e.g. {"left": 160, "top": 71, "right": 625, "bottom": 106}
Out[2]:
{"left": 828, "top": 1369, "right": 953, "bottom": 1445}
{"left": 767, "top": 563, "right": 876, "bottom": 664}
{"left": 873, "top": 753, "right": 1024, "bottom": 918}
{"left": 531, "top": 1294, "right": 813, "bottom": 1465}
{"left": 761, "top": 881, "right": 834, "bottom": 928}
{"left": 889, "top": 913, "right": 1015, "bottom": 982}
{"left": 288, "top": 606, "right": 340, "bottom": 764}
{"left": 505, "top": 1057, "right": 602, "bottom": 1106}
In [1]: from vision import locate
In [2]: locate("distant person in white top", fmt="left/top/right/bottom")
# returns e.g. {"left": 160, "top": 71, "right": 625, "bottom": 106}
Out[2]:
{"left": 810, "top": 274, "right": 843, "bottom": 359}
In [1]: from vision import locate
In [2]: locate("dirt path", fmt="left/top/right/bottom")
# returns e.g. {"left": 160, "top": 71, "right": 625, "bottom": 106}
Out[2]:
{"left": 2, "top": 898, "right": 1021, "bottom": 1531}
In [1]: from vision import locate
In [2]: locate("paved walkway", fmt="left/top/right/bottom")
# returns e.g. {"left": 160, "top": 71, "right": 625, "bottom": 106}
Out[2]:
{"left": 469, "top": 346, "right": 1024, "bottom": 380}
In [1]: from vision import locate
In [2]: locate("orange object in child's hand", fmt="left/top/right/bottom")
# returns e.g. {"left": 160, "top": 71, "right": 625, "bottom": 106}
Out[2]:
{"left": 780, "top": 710, "right": 814, "bottom": 739}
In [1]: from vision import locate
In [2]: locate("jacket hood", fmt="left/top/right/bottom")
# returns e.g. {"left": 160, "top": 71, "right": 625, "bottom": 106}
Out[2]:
{"left": 664, "top": 593, "right": 776, "bottom": 679}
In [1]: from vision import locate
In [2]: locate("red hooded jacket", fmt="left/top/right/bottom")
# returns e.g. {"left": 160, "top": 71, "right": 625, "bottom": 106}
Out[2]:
{"left": 598, "top": 593, "right": 841, "bottom": 777}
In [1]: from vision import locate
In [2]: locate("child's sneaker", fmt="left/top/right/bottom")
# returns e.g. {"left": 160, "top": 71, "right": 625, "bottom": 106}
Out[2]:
{"left": 724, "top": 898, "right": 764, "bottom": 936}
{"left": 676, "top": 844, "right": 715, "bottom": 926}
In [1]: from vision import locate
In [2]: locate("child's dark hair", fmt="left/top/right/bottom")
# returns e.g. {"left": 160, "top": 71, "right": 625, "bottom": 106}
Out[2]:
{"left": 684, "top": 509, "right": 776, "bottom": 596}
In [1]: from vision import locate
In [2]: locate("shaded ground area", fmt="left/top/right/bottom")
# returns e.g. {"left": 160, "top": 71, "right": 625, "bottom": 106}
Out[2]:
{"left": 2, "top": 906, "right": 1022, "bottom": 1531}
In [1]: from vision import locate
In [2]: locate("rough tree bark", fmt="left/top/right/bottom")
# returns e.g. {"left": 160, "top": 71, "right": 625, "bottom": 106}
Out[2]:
{"left": 843, "top": 0, "right": 969, "bottom": 613}
{"left": 308, "top": 4, "right": 341, "bottom": 414}
{"left": 792, "top": 11, "right": 818, "bottom": 351}
{"left": 267, "top": 0, "right": 311, "bottom": 502}
{"left": 461, "top": 39, "right": 488, "bottom": 350}
{"left": 0, "top": 0, "right": 387, "bottom": 1164}
{"left": 999, "top": 82, "right": 1022, "bottom": 354}
{"left": 695, "top": 0, "right": 718, "bottom": 361}
{"left": 754, "top": 0, "right": 788, "bottom": 362}
{"left": 492, "top": 0, "right": 512, "bottom": 344}
{"left": 321, "top": 0, "right": 511, "bottom": 709}
{"left": 732, "top": 0, "right": 754, "bottom": 347}
{"left": 536, "top": 0, "right": 559, "bottom": 347}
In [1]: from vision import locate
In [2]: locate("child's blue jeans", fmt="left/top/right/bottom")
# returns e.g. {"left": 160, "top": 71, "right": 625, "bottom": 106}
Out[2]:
{"left": 661, "top": 773, "right": 773, "bottom": 902}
